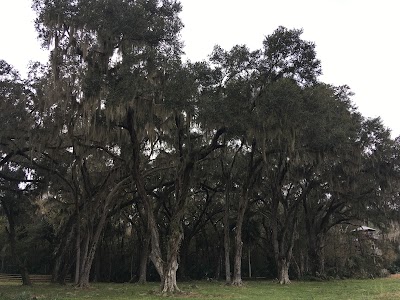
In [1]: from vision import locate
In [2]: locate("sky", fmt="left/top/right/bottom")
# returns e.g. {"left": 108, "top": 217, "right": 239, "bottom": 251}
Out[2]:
{"left": 1, "top": 0, "right": 399, "bottom": 137}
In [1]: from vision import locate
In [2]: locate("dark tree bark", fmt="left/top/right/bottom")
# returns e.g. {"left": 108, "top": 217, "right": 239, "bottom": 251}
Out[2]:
{"left": 307, "top": 228, "right": 325, "bottom": 276}
{"left": 223, "top": 184, "right": 231, "bottom": 284}
{"left": 220, "top": 143, "right": 243, "bottom": 285}
{"left": 232, "top": 190, "right": 247, "bottom": 286}
{"left": 232, "top": 142, "right": 261, "bottom": 286}
{"left": 2, "top": 201, "right": 32, "bottom": 286}
{"left": 51, "top": 213, "right": 76, "bottom": 283}
{"left": 302, "top": 192, "right": 348, "bottom": 277}
{"left": 74, "top": 205, "right": 81, "bottom": 285}
{"left": 138, "top": 233, "right": 150, "bottom": 284}
{"left": 271, "top": 204, "right": 297, "bottom": 285}
{"left": 128, "top": 108, "right": 225, "bottom": 293}
{"left": 76, "top": 178, "right": 130, "bottom": 287}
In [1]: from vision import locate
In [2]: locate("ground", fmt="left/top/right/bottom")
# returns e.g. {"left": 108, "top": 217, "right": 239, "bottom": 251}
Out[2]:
{"left": 1, "top": 278, "right": 400, "bottom": 299}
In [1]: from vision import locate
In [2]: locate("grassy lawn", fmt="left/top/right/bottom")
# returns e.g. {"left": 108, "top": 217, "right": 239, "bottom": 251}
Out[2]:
{"left": 1, "top": 278, "right": 400, "bottom": 300}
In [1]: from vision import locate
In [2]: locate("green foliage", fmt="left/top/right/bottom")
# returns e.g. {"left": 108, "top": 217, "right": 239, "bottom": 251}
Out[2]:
{"left": 263, "top": 26, "right": 321, "bottom": 86}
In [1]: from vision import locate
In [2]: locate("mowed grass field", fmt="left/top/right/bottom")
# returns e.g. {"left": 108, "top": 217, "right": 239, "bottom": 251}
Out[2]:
{"left": 1, "top": 278, "right": 400, "bottom": 300}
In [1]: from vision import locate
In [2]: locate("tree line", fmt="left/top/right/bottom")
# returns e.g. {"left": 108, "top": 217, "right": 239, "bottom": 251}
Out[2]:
{"left": 1, "top": 0, "right": 399, "bottom": 293}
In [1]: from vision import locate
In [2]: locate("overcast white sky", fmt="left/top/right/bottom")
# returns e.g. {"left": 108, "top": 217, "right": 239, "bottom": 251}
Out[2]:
{"left": 1, "top": 0, "right": 399, "bottom": 137}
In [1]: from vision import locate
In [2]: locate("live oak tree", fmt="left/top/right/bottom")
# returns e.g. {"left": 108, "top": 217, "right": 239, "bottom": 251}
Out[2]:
{"left": 298, "top": 84, "right": 362, "bottom": 277}
{"left": 0, "top": 60, "right": 40, "bottom": 285}
{"left": 1, "top": 0, "right": 397, "bottom": 290}
{"left": 203, "top": 44, "right": 264, "bottom": 286}
{"left": 301, "top": 116, "right": 400, "bottom": 277}
{"left": 33, "top": 0, "right": 227, "bottom": 292}
{"left": 0, "top": 168, "right": 35, "bottom": 286}
{"left": 33, "top": 0, "right": 184, "bottom": 289}
{"left": 253, "top": 27, "right": 323, "bottom": 284}
{"left": 203, "top": 27, "right": 323, "bottom": 285}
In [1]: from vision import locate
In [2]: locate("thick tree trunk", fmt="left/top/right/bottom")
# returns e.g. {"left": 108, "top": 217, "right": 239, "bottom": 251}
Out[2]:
{"left": 76, "top": 229, "right": 91, "bottom": 286}
{"left": 278, "top": 258, "right": 291, "bottom": 284}
{"left": 138, "top": 234, "right": 150, "bottom": 284}
{"left": 161, "top": 256, "right": 180, "bottom": 294}
{"left": 131, "top": 151, "right": 185, "bottom": 293}
{"left": 128, "top": 110, "right": 225, "bottom": 293}
{"left": 273, "top": 235, "right": 296, "bottom": 285}
{"left": 304, "top": 205, "right": 326, "bottom": 277}
{"left": 308, "top": 234, "right": 325, "bottom": 276}
{"left": 318, "top": 247, "right": 325, "bottom": 276}
{"left": 160, "top": 217, "right": 184, "bottom": 294}
{"left": 135, "top": 201, "right": 150, "bottom": 284}
{"left": 271, "top": 205, "right": 295, "bottom": 285}
{"left": 52, "top": 253, "right": 62, "bottom": 283}
{"left": 20, "top": 265, "right": 32, "bottom": 286}
{"left": 308, "top": 235, "right": 322, "bottom": 276}
{"left": 232, "top": 233, "right": 243, "bottom": 285}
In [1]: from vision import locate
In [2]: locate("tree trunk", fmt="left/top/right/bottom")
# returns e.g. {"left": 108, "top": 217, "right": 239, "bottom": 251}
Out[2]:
{"left": 160, "top": 217, "right": 184, "bottom": 294}
{"left": 215, "top": 250, "right": 222, "bottom": 280}
{"left": 127, "top": 110, "right": 225, "bottom": 293}
{"left": 138, "top": 234, "right": 150, "bottom": 284}
{"left": 52, "top": 252, "right": 62, "bottom": 283}
{"left": 232, "top": 237, "right": 243, "bottom": 286}
{"left": 178, "top": 239, "right": 190, "bottom": 280}
{"left": 308, "top": 237, "right": 321, "bottom": 276}
{"left": 78, "top": 177, "right": 129, "bottom": 287}
{"left": 232, "top": 141, "right": 260, "bottom": 286}
{"left": 3, "top": 204, "right": 32, "bottom": 286}
{"left": 221, "top": 140, "right": 243, "bottom": 285}
{"left": 76, "top": 228, "right": 91, "bottom": 286}
{"left": 52, "top": 213, "right": 76, "bottom": 283}
{"left": 248, "top": 247, "right": 252, "bottom": 278}
{"left": 74, "top": 219, "right": 81, "bottom": 285}
{"left": 1, "top": 249, "right": 4, "bottom": 272}
{"left": 76, "top": 178, "right": 129, "bottom": 287}
{"left": 93, "top": 249, "right": 101, "bottom": 282}
{"left": 20, "top": 265, "right": 32, "bottom": 286}
{"left": 52, "top": 244, "right": 72, "bottom": 284}
{"left": 271, "top": 203, "right": 296, "bottom": 285}
{"left": 78, "top": 214, "right": 106, "bottom": 287}
{"left": 315, "top": 235, "right": 325, "bottom": 276}
{"left": 128, "top": 108, "right": 165, "bottom": 286}
{"left": 278, "top": 258, "right": 291, "bottom": 284}
{"left": 161, "top": 256, "right": 180, "bottom": 294}
{"left": 223, "top": 178, "right": 231, "bottom": 284}
{"left": 232, "top": 190, "right": 249, "bottom": 286}
{"left": 306, "top": 221, "right": 326, "bottom": 277}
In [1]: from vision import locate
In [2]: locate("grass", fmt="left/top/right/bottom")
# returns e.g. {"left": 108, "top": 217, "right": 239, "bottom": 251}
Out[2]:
{"left": 1, "top": 278, "right": 400, "bottom": 300}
